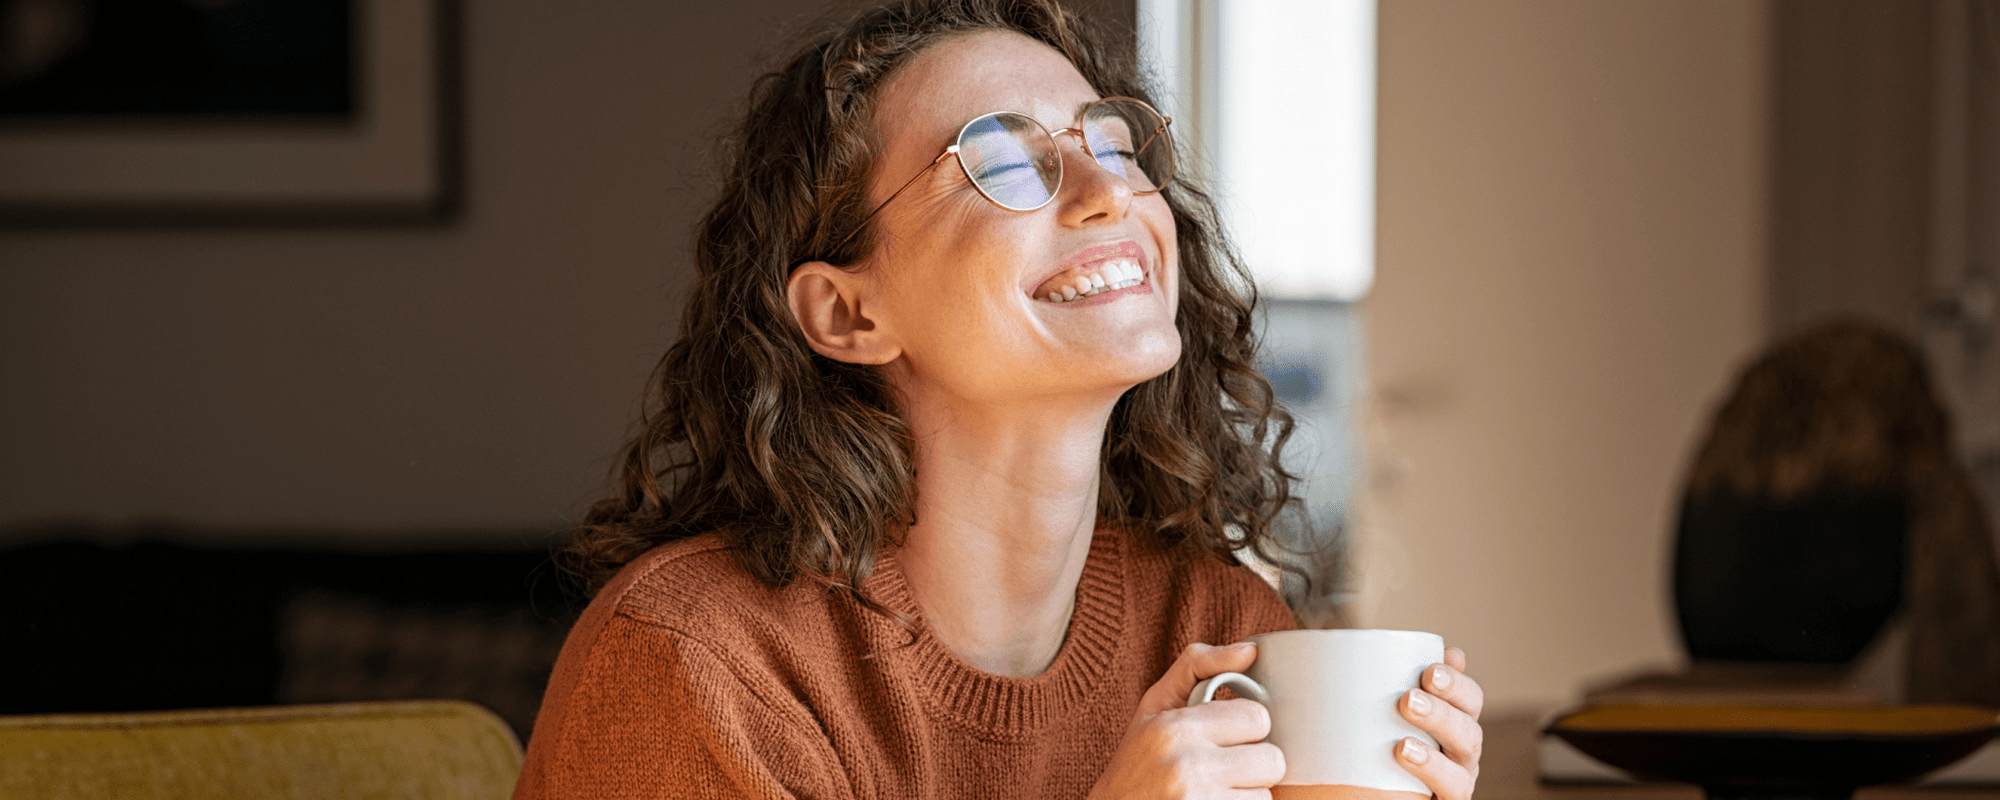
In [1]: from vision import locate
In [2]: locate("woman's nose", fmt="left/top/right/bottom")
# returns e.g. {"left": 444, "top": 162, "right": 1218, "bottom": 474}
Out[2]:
{"left": 1055, "top": 136, "right": 1134, "bottom": 227}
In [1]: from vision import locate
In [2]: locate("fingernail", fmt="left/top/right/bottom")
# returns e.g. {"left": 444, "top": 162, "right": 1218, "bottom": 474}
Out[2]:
{"left": 1432, "top": 665, "right": 1452, "bottom": 690}
{"left": 1227, "top": 642, "right": 1256, "bottom": 652}
{"left": 1401, "top": 737, "right": 1429, "bottom": 764}
{"left": 1407, "top": 688, "right": 1431, "bottom": 715}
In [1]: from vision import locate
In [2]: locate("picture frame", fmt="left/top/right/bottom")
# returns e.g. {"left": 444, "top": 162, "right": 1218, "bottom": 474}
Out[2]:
{"left": 0, "top": 0, "right": 460, "bottom": 226}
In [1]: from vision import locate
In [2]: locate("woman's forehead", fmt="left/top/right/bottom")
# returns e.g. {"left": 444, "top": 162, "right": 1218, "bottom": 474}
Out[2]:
{"left": 875, "top": 30, "right": 1099, "bottom": 149}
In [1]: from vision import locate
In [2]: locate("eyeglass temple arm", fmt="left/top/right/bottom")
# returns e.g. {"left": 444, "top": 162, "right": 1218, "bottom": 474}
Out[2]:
{"left": 1135, "top": 118, "right": 1171, "bottom": 156}
{"left": 830, "top": 146, "right": 959, "bottom": 257}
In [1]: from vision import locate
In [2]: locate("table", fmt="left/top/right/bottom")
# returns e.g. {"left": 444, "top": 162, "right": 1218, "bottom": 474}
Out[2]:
{"left": 1475, "top": 711, "right": 2000, "bottom": 800}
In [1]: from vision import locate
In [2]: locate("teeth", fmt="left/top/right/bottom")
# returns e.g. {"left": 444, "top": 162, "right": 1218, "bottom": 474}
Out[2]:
{"left": 1034, "top": 257, "right": 1150, "bottom": 303}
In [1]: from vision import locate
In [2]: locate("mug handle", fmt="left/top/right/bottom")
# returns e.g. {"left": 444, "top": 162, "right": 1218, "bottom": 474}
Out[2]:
{"left": 1186, "top": 672, "right": 1271, "bottom": 707}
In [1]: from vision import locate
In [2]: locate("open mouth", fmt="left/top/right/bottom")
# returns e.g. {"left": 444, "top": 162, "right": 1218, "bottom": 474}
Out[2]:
{"left": 1031, "top": 244, "right": 1151, "bottom": 303}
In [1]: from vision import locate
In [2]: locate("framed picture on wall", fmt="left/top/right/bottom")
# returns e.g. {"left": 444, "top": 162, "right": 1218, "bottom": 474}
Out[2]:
{"left": 0, "top": 0, "right": 459, "bottom": 225}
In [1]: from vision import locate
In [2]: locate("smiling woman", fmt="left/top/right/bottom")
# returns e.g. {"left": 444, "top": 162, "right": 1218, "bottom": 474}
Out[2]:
{"left": 515, "top": 1, "right": 1484, "bottom": 798}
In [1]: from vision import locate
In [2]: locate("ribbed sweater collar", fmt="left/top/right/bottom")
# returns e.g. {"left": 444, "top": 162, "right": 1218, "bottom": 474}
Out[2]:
{"left": 864, "top": 526, "right": 1128, "bottom": 742}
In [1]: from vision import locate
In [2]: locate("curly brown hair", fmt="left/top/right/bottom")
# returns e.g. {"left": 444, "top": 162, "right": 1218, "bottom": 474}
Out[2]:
{"left": 562, "top": 0, "right": 1302, "bottom": 602}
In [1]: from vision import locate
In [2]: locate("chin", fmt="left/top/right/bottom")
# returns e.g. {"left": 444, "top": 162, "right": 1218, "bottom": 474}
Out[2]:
{"left": 1116, "top": 328, "right": 1184, "bottom": 386}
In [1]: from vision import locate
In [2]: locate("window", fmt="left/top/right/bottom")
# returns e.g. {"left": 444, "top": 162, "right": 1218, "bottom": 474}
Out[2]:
{"left": 1140, "top": 0, "right": 1376, "bottom": 623}
{"left": 1138, "top": 0, "right": 1375, "bottom": 300}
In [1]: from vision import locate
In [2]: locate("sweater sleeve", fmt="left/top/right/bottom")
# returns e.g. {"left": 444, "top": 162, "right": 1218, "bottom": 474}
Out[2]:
{"left": 1166, "top": 557, "right": 1300, "bottom": 655}
{"left": 1239, "top": 567, "right": 1301, "bottom": 637}
{"left": 1245, "top": 582, "right": 1299, "bottom": 637}
{"left": 517, "top": 613, "right": 852, "bottom": 800}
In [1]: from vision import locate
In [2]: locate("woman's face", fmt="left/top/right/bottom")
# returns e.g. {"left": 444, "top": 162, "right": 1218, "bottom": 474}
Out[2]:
{"left": 859, "top": 31, "right": 1181, "bottom": 409}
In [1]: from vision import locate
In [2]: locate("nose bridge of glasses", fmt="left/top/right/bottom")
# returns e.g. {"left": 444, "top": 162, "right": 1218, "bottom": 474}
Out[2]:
{"left": 1047, "top": 127, "right": 1115, "bottom": 177}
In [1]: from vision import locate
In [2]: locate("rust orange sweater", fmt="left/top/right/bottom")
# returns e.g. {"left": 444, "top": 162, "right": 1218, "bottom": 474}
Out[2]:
{"left": 514, "top": 526, "right": 1297, "bottom": 799}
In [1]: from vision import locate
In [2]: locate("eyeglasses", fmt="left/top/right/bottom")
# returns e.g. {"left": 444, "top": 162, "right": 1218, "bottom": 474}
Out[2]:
{"left": 834, "top": 96, "right": 1176, "bottom": 254}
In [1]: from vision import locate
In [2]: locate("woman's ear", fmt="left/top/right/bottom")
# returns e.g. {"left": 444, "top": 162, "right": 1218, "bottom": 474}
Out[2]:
{"left": 786, "top": 262, "right": 901, "bottom": 365}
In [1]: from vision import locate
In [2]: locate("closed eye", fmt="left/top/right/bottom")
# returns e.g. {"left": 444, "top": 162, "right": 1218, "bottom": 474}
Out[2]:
{"left": 973, "top": 159, "right": 1039, "bottom": 184}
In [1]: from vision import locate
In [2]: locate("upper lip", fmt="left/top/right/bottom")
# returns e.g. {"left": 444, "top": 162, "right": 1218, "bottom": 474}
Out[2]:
{"left": 1024, "top": 240, "right": 1152, "bottom": 297}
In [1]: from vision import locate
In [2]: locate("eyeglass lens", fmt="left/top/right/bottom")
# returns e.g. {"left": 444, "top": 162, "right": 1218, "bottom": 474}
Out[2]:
{"left": 957, "top": 98, "right": 1174, "bottom": 211}
{"left": 1082, "top": 99, "right": 1173, "bottom": 192}
{"left": 960, "top": 113, "right": 1062, "bottom": 210}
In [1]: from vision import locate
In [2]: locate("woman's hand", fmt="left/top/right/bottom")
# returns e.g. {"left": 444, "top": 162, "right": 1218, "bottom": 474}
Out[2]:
{"left": 1394, "top": 646, "right": 1484, "bottom": 800}
{"left": 1089, "top": 642, "right": 1286, "bottom": 799}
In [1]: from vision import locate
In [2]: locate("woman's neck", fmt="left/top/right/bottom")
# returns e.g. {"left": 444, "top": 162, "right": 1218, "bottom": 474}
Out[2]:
{"left": 893, "top": 391, "right": 1115, "bottom": 678}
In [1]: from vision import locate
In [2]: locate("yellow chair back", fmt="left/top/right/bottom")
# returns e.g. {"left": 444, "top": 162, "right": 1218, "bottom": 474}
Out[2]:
{"left": 0, "top": 700, "right": 522, "bottom": 800}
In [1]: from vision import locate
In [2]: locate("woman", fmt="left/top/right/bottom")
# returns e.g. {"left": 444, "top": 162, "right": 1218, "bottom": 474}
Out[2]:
{"left": 516, "top": 1, "right": 1484, "bottom": 797}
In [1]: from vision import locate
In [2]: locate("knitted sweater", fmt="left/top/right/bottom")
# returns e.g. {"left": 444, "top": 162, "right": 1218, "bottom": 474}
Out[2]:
{"left": 514, "top": 526, "right": 1297, "bottom": 799}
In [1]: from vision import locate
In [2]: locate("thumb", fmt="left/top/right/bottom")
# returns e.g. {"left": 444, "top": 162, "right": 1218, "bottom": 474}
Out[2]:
{"left": 1135, "top": 641, "right": 1259, "bottom": 718}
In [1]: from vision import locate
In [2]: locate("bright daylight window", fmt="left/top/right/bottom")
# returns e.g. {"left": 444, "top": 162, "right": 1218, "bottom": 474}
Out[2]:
{"left": 1139, "top": 0, "right": 1377, "bottom": 622}
{"left": 1138, "top": 0, "right": 1376, "bottom": 300}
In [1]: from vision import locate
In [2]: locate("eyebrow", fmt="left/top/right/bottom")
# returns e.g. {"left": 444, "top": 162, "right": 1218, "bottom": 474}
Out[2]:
{"left": 953, "top": 98, "right": 1100, "bottom": 134}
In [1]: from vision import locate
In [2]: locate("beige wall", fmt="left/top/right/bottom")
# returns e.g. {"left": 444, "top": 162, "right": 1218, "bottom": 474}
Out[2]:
{"left": 0, "top": 1, "right": 833, "bottom": 538}
{"left": 1363, "top": 1, "right": 1770, "bottom": 711}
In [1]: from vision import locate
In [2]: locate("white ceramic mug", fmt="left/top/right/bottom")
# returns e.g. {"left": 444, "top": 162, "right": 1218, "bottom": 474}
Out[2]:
{"left": 1186, "top": 629, "right": 1443, "bottom": 798}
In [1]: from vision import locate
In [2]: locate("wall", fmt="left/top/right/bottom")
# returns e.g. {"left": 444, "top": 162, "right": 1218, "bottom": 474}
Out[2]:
{"left": 1364, "top": 0, "right": 1770, "bottom": 712}
{"left": 1768, "top": 0, "right": 1935, "bottom": 337}
{"left": 0, "top": 1, "right": 835, "bottom": 540}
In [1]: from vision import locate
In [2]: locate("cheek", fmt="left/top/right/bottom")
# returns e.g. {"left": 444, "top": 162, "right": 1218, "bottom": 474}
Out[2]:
{"left": 873, "top": 252, "right": 1024, "bottom": 357}
{"left": 1144, "top": 202, "right": 1181, "bottom": 314}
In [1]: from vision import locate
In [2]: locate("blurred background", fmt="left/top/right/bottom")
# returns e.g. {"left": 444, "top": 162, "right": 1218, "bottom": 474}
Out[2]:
{"left": 1, "top": 0, "right": 1995, "bottom": 743}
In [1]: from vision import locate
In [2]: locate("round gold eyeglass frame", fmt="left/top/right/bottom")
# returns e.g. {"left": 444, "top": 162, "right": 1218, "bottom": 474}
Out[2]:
{"left": 831, "top": 96, "right": 1175, "bottom": 256}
